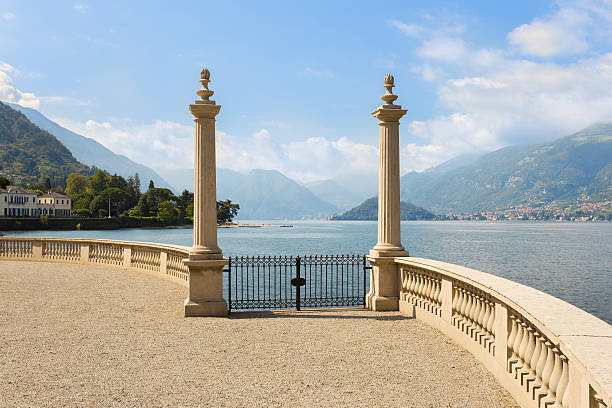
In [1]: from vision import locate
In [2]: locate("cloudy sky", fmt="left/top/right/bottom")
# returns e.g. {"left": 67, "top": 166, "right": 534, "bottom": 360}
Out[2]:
{"left": 1, "top": 0, "right": 611, "bottom": 182}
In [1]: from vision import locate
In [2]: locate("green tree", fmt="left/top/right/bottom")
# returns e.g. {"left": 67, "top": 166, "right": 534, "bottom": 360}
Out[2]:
{"left": 89, "top": 188, "right": 131, "bottom": 217}
{"left": 87, "top": 170, "right": 108, "bottom": 194}
{"left": 137, "top": 188, "right": 174, "bottom": 216}
{"left": 0, "top": 176, "right": 10, "bottom": 189}
{"left": 217, "top": 199, "right": 240, "bottom": 224}
{"left": 65, "top": 173, "right": 87, "bottom": 195}
{"left": 43, "top": 176, "right": 51, "bottom": 191}
{"left": 157, "top": 201, "right": 180, "bottom": 224}
{"left": 148, "top": 179, "right": 155, "bottom": 190}
{"left": 176, "top": 189, "right": 194, "bottom": 218}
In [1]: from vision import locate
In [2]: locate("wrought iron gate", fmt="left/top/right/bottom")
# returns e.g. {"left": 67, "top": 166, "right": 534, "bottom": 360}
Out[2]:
{"left": 226, "top": 254, "right": 369, "bottom": 312}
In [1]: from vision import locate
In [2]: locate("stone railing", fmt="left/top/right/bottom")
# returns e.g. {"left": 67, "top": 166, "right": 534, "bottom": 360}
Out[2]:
{"left": 396, "top": 257, "right": 611, "bottom": 408}
{"left": 0, "top": 237, "right": 190, "bottom": 287}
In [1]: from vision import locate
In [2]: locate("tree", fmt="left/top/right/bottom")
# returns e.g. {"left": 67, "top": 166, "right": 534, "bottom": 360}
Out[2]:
{"left": 0, "top": 176, "right": 10, "bottom": 189}
{"left": 87, "top": 170, "right": 108, "bottom": 194}
{"left": 65, "top": 173, "right": 87, "bottom": 195}
{"left": 148, "top": 179, "right": 155, "bottom": 190}
{"left": 134, "top": 173, "right": 141, "bottom": 193}
{"left": 176, "top": 189, "right": 194, "bottom": 218}
{"left": 43, "top": 177, "right": 51, "bottom": 192}
{"left": 157, "top": 201, "right": 180, "bottom": 224}
{"left": 217, "top": 199, "right": 240, "bottom": 224}
{"left": 89, "top": 188, "right": 131, "bottom": 217}
{"left": 137, "top": 187, "right": 174, "bottom": 216}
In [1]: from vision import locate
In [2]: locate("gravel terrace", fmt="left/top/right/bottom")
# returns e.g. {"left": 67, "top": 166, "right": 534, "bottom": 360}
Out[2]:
{"left": 0, "top": 260, "right": 517, "bottom": 407}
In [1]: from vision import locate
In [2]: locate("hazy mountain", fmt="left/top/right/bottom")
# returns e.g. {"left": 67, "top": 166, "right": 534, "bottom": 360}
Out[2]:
{"left": 331, "top": 197, "right": 435, "bottom": 220}
{"left": 0, "top": 102, "right": 93, "bottom": 187}
{"left": 220, "top": 169, "right": 337, "bottom": 219}
{"left": 305, "top": 172, "right": 378, "bottom": 212}
{"left": 8, "top": 103, "right": 173, "bottom": 192}
{"left": 400, "top": 123, "right": 612, "bottom": 214}
{"left": 160, "top": 167, "right": 338, "bottom": 219}
{"left": 304, "top": 179, "right": 366, "bottom": 211}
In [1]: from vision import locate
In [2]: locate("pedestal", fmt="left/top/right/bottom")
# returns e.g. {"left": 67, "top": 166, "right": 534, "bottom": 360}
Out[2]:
{"left": 184, "top": 259, "right": 228, "bottom": 317}
{"left": 366, "top": 255, "right": 404, "bottom": 311}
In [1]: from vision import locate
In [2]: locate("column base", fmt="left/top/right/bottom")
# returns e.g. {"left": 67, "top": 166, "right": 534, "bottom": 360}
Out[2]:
{"left": 367, "top": 295, "right": 399, "bottom": 311}
{"left": 184, "top": 298, "right": 228, "bottom": 317}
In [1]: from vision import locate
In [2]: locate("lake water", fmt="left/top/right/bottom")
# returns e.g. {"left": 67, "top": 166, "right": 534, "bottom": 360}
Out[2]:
{"left": 5, "top": 221, "right": 611, "bottom": 324}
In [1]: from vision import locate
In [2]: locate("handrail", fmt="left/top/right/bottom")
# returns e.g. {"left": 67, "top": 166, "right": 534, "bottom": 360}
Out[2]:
{"left": 0, "top": 237, "right": 190, "bottom": 287}
{"left": 394, "top": 257, "right": 611, "bottom": 408}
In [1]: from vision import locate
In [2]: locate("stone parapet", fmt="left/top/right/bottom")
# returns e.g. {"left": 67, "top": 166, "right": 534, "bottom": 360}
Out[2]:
{"left": 0, "top": 237, "right": 190, "bottom": 287}
{"left": 395, "top": 256, "right": 611, "bottom": 408}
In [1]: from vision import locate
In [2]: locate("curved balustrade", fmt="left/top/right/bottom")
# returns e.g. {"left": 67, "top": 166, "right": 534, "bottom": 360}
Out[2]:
{"left": 396, "top": 257, "right": 611, "bottom": 408}
{"left": 0, "top": 237, "right": 190, "bottom": 287}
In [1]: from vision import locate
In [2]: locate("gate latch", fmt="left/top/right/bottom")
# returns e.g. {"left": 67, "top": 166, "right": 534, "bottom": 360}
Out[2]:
{"left": 291, "top": 277, "right": 306, "bottom": 287}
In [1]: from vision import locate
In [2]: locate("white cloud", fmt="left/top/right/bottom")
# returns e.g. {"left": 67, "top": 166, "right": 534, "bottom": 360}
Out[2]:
{"left": 54, "top": 118, "right": 380, "bottom": 182}
{"left": 417, "top": 37, "right": 469, "bottom": 63}
{"left": 0, "top": 63, "right": 91, "bottom": 110}
{"left": 216, "top": 129, "right": 378, "bottom": 182}
{"left": 300, "top": 68, "right": 334, "bottom": 79}
{"left": 73, "top": 4, "right": 88, "bottom": 13}
{"left": 54, "top": 117, "right": 195, "bottom": 173}
{"left": 391, "top": 3, "right": 612, "bottom": 174}
{"left": 0, "top": 71, "right": 41, "bottom": 109}
{"left": 2, "top": 12, "right": 16, "bottom": 21}
{"left": 508, "top": 8, "right": 591, "bottom": 57}
{"left": 390, "top": 20, "right": 424, "bottom": 38}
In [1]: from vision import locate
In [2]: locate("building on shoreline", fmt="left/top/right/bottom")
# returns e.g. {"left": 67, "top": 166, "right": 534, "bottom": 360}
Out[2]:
{"left": 0, "top": 187, "right": 72, "bottom": 217}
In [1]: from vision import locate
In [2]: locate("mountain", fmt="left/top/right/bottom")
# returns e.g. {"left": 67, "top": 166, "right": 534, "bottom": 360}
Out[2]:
{"left": 218, "top": 169, "right": 337, "bottom": 219}
{"left": 331, "top": 197, "right": 436, "bottom": 220}
{"left": 304, "top": 179, "right": 367, "bottom": 211}
{"left": 400, "top": 123, "right": 612, "bottom": 214}
{"left": 8, "top": 103, "right": 173, "bottom": 192}
{"left": 0, "top": 102, "right": 93, "bottom": 187}
{"left": 160, "top": 167, "right": 339, "bottom": 219}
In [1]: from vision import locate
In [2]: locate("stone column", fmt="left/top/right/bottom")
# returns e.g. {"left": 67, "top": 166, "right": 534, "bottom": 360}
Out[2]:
{"left": 366, "top": 74, "right": 409, "bottom": 311}
{"left": 183, "top": 68, "right": 228, "bottom": 317}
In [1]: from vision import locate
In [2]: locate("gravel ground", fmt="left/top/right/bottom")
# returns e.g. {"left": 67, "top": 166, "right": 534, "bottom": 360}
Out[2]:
{"left": 0, "top": 260, "right": 517, "bottom": 408}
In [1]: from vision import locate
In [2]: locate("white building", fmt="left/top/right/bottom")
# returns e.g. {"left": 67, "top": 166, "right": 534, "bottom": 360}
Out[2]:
{"left": 0, "top": 186, "right": 38, "bottom": 217}
{"left": 0, "top": 187, "right": 72, "bottom": 217}
{"left": 37, "top": 192, "right": 72, "bottom": 217}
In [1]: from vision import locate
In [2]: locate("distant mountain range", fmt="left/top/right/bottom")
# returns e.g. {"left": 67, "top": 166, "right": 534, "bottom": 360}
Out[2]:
{"left": 216, "top": 168, "right": 338, "bottom": 220}
{"left": 4, "top": 99, "right": 609, "bottom": 220}
{"left": 331, "top": 197, "right": 435, "bottom": 220}
{"left": 0, "top": 102, "right": 93, "bottom": 187}
{"left": 8, "top": 103, "right": 173, "bottom": 192}
{"left": 400, "top": 123, "right": 612, "bottom": 214}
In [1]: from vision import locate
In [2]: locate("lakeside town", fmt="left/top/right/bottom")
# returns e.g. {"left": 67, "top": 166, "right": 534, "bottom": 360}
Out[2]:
{"left": 441, "top": 199, "right": 612, "bottom": 221}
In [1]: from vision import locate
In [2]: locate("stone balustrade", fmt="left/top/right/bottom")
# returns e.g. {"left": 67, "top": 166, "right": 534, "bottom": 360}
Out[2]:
{"left": 396, "top": 257, "right": 611, "bottom": 408}
{"left": 0, "top": 237, "right": 190, "bottom": 287}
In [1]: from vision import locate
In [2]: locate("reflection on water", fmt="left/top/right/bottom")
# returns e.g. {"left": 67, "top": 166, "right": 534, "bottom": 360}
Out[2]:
{"left": 6, "top": 221, "right": 611, "bottom": 324}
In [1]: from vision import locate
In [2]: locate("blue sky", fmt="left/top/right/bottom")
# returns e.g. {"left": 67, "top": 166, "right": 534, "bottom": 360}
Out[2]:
{"left": 1, "top": 0, "right": 611, "bottom": 182}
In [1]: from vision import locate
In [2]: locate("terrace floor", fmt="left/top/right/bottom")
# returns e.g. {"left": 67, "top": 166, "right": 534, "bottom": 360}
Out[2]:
{"left": 0, "top": 260, "right": 517, "bottom": 407}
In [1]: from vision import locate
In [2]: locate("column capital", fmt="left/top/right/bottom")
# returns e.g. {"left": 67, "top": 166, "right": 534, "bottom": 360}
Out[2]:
{"left": 189, "top": 103, "right": 221, "bottom": 119}
{"left": 372, "top": 106, "right": 407, "bottom": 123}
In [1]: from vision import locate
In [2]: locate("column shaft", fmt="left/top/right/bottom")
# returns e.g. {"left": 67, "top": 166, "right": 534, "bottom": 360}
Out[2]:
{"left": 192, "top": 117, "right": 220, "bottom": 256}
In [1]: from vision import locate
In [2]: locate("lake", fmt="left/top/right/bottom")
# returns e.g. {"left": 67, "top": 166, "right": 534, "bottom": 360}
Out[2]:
{"left": 5, "top": 221, "right": 611, "bottom": 324}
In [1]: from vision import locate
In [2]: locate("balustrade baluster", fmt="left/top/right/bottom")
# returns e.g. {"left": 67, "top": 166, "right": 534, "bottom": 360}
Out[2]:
{"left": 526, "top": 331, "right": 542, "bottom": 393}
{"left": 515, "top": 322, "right": 528, "bottom": 376}
{"left": 556, "top": 355, "right": 569, "bottom": 408}
{"left": 508, "top": 316, "right": 520, "bottom": 372}
{"left": 539, "top": 341, "right": 555, "bottom": 402}
{"left": 547, "top": 348, "right": 563, "bottom": 405}
{"left": 519, "top": 327, "right": 536, "bottom": 384}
